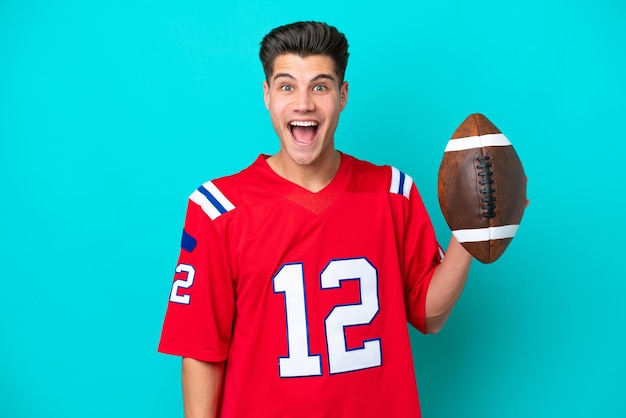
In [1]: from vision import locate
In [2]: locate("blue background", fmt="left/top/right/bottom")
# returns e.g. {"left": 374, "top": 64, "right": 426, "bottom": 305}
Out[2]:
{"left": 1, "top": 1, "right": 624, "bottom": 416}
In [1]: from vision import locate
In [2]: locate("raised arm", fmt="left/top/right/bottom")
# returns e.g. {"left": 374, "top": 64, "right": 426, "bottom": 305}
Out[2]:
{"left": 424, "top": 236, "right": 473, "bottom": 334}
{"left": 182, "top": 358, "right": 225, "bottom": 418}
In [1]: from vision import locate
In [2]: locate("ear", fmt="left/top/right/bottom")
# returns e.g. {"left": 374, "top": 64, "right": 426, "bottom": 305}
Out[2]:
{"left": 340, "top": 81, "right": 349, "bottom": 110}
{"left": 263, "top": 80, "right": 270, "bottom": 110}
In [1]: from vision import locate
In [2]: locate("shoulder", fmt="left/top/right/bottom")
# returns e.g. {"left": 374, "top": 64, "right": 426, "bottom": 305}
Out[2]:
{"left": 344, "top": 153, "right": 414, "bottom": 199}
{"left": 186, "top": 156, "right": 264, "bottom": 221}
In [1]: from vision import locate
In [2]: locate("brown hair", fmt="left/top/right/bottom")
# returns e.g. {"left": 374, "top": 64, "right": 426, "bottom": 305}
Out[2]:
{"left": 259, "top": 21, "right": 350, "bottom": 83}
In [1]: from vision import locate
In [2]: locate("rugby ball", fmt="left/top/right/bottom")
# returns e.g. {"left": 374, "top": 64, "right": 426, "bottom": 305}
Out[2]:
{"left": 438, "top": 113, "right": 526, "bottom": 263}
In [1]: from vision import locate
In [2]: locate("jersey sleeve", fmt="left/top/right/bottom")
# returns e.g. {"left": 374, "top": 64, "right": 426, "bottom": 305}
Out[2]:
{"left": 158, "top": 190, "right": 235, "bottom": 362}
{"left": 394, "top": 172, "right": 443, "bottom": 333}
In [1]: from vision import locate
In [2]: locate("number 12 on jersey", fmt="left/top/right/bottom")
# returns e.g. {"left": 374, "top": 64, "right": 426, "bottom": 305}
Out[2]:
{"left": 273, "top": 257, "right": 382, "bottom": 378}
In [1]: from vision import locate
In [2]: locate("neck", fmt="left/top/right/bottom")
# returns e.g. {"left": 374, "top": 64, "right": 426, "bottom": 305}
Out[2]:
{"left": 267, "top": 150, "right": 341, "bottom": 193}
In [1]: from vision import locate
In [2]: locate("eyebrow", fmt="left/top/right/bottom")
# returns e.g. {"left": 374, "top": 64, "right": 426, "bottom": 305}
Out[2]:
{"left": 272, "top": 73, "right": 337, "bottom": 83}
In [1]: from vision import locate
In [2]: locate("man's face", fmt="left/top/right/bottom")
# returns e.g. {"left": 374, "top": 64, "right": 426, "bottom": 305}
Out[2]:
{"left": 263, "top": 54, "right": 348, "bottom": 170}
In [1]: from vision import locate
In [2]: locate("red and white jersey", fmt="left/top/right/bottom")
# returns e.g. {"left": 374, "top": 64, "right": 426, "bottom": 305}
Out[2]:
{"left": 158, "top": 153, "right": 443, "bottom": 417}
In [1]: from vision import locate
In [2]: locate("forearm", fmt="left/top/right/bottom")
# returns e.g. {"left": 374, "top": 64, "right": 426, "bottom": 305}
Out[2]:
{"left": 425, "top": 236, "right": 473, "bottom": 333}
{"left": 182, "top": 357, "right": 225, "bottom": 418}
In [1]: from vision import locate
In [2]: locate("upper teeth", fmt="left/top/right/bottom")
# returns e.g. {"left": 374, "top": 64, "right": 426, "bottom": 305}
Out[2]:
{"left": 290, "top": 121, "right": 318, "bottom": 127}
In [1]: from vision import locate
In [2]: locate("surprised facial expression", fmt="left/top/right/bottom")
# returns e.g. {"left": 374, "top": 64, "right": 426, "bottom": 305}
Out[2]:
{"left": 263, "top": 54, "right": 348, "bottom": 170}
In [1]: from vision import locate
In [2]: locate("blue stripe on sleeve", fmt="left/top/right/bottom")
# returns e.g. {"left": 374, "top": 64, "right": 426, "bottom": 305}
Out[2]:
{"left": 398, "top": 171, "right": 406, "bottom": 195}
{"left": 198, "top": 185, "right": 227, "bottom": 215}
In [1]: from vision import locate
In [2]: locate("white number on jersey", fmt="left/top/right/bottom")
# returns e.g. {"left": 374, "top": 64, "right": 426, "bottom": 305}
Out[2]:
{"left": 273, "top": 257, "right": 381, "bottom": 377}
{"left": 169, "top": 263, "right": 195, "bottom": 304}
{"left": 322, "top": 258, "right": 381, "bottom": 374}
{"left": 273, "top": 263, "right": 323, "bottom": 377}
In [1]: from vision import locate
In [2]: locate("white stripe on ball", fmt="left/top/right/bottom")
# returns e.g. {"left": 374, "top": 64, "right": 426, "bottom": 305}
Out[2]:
{"left": 444, "top": 133, "right": 511, "bottom": 152}
{"left": 452, "top": 224, "right": 519, "bottom": 243}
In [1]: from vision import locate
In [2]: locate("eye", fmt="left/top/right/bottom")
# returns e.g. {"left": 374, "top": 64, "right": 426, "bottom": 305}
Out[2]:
{"left": 280, "top": 84, "right": 293, "bottom": 91}
{"left": 313, "top": 84, "right": 327, "bottom": 92}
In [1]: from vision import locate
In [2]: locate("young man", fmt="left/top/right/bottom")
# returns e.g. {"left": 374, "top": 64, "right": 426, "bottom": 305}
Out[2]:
{"left": 159, "top": 21, "right": 473, "bottom": 418}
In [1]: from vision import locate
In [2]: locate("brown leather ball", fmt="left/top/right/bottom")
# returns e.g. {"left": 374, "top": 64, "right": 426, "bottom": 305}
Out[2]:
{"left": 438, "top": 114, "right": 527, "bottom": 263}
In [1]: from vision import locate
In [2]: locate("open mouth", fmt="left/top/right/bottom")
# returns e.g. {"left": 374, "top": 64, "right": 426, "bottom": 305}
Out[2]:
{"left": 289, "top": 120, "right": 319, "bottom": 145}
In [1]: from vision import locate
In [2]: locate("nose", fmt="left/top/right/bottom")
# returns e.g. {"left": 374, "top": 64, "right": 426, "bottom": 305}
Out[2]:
{"left": 293, "top": 90, "right": 315, "bottom": 112}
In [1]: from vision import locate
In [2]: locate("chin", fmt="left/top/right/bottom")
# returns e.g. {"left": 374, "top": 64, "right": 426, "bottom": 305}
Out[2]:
{"left": 289, "top": 151, "right": 319, "bottom": 167}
